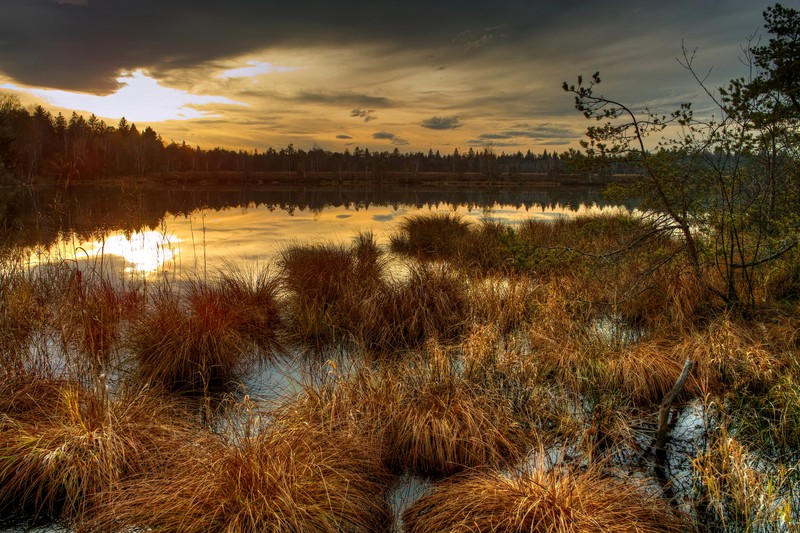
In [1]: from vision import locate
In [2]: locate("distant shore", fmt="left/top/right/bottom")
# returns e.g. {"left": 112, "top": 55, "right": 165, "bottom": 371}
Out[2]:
{"left": 15, "top": 170, "right": 639, "bottom": 189}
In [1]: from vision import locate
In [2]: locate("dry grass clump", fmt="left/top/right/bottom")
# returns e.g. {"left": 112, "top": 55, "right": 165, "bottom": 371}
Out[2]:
{"left": 674, "top": 316, "right": 789, "bottom": 395}
{"left": 458, "top": 218, "right": 517, "bottom": 273}
{"left": 59, "top": 276, "right": 143, "bottom": 369}
{"left": 581, "top": 341, "right": 692, "bottom": 406}
{"left": 470, "top": 274, "right": 538, "bottom": 332}
{"left": 389, "top": 211, "right": 473, "bottom": 260}
{"left": 355, "top": 261, "right": 471, "bottom": 354}
{"left": 216, "top": 264, "right": 283, "bottom": 352}
{"left": 402, "top": 462, "right": 687, "bottom": 532}
{"left": 382, "top": 344, "right": 526, "bottom": 477}
{"left": 0, "top": 376, "right": 196, "bottom": 524}
{"left": 461, "top": 324, "right": 560, "bottom": 432}
{"left": 0, "top": 272, "right": 49, "bottom": 366}
{"left": 127, "top": 283, "right": 253, "bottom": 393}
{"left": 278, "top": 234, "right": 385, "bottom": 347}
{"left": 691, "top": 418, "right": 799, "bottom": 531}
{"left": 88, "top": 422, "right": 393, "bottom": 532}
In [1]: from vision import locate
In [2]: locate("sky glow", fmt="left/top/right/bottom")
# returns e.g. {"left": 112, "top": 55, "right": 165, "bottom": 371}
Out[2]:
{"left": 0, "top": 1, "right": 779, "bottom": 153}
{"left": 2, "top": 70, "right": 244, "bottom": 123}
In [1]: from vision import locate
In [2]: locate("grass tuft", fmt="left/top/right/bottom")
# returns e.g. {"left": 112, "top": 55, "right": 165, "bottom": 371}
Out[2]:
{"left": 87, "top": 421, "right": 393, "bottom": 532}
{"left": 382, "top": 344, "right": 526, "bottom": 476}
{"left": 0, "top": 375, "right": 195, "bottom": 524}
{"left": 403, "top": 461, "right": 687, "bottom": 532}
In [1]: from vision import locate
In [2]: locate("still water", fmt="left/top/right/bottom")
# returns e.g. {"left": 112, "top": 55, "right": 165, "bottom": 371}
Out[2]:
{"left": 4, "top": 183, "right": 627, "bottom": 277}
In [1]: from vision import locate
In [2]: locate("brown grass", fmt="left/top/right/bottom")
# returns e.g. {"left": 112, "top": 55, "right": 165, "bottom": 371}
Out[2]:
{"left": 87, "top": 421, "right": 393, "bottom": 532}
{"left": 382, "top": 344, "right": 527, "bottom": 476}
{"left": 389, "top": 211, "right": 473, "bottom": 261}
{"left": 127, "top": 283, "right": 252, "bottom": 393}
{"left": 59, "top": 276, "right": 144, "bottom": 370}
{"left": 0, "top": 272, "right": 49, "bottom": 368}
{"left": 402, "top": 462, "right": 688, "bottom": 532}
{"left": 0, "top": 376, "right": 196, "bottom": 524}
{"left": 216, "top": 263, "right": 283, "bottom": 352}
{"left": 469, "top": 274, "right": 538, "bottom": 333}
{"left": 278, "top": 234, "right": 386, "bottom": 347}
{"left": 355, "top": 261, "right": 471, "bottom": 354}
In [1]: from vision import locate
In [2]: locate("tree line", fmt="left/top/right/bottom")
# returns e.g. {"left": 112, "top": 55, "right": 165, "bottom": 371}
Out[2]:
{"left": 0, "top": 98, "right": 631, "bottom": 184}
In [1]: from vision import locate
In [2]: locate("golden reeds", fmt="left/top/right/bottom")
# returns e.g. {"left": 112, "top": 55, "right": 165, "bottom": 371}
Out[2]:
{"left": 0, "top": 375, "right": 196, "bottom": 524}
{"left": 382, "top": 344, "right": 526, "bottom": 476}
{"left": 403, "top": 461, "right": 687, "bottom": 532}
{"left": 87, "top": 421, "right": 393, "bottom": 532}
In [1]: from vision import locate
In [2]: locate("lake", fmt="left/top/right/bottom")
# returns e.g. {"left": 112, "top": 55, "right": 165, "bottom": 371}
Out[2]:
{"left": 2, "top": 182, "right": 627, "bottom": 278}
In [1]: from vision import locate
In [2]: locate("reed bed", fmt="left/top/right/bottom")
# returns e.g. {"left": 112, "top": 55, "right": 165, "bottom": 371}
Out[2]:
{"left": 87, "top": 421, "right": 393, "bottom": 532}
{"left": 402, "top": 461, "right": 688, "bottom": 532}
{"left": 2, "top": 209, "right": 800, "bottom": 530}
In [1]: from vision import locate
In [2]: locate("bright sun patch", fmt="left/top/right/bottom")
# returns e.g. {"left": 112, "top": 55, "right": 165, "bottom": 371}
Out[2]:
{"left": 84, "top": 231, "right": 182, "bottom": 274}
{"left": 2, "top": 70, "right": 244, "bottom": 122}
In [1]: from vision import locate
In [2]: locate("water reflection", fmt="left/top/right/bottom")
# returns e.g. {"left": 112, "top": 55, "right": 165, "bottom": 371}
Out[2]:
{"left": 1, "top": 183, "right": 632, "bottom": 277}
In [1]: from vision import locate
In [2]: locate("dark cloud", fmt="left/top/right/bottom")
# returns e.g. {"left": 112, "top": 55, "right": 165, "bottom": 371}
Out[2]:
{"left": 421, "top": 115, "right": 462, "bottom": 130}
{"left": 0, "top": 1, "right": 769, "bottom": 93}
{"left": 372, "top": 131, "right": 408, "bottom": 145}
{"left": 351, "top": 108, "right": 377, "bottom": 122}
{"left": 473, "top": 123, "right": 578, "bottom": 143}
{"left": 295, "top": 92, "right": 392, "bottom": 107}
{"left": 336, "top": 134, "right": 353, "bottom": 139}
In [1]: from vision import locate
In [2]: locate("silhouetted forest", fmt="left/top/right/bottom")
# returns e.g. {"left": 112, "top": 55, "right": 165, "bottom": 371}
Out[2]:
{"left": 0, "top": 95, "right": 634, "bottom": 185}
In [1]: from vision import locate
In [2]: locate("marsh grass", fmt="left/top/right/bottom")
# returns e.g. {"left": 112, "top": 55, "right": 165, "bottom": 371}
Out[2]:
{"left": 127, "top": 283, "right": 253, "bottom": 393}
{"left": 0, "top": 375, "right": 196, "bottom": 525}
{"left": 216, "top": 263, "right": 283, "bottom": 353}
{"left": 0, "top": 270, "right": 50, "bottom": 368}
{"left": 402, "top": 460, "right": 687, "bottom": 532}
{"left": 389, "top": 212, "right": 472, "bottom": 260}
{"left": 469, "top": 274, "right": 538, "bottom": 333}
{"left": 59, "top": 276, "right": 143, "bottom": 372}
{"left": 382, "top": 344, "right": 527, "bottom": 477}
{"left": 355, "top": 261, "right": 471, "bottom": 354}
{"left": 2, "top": 209, "right": 800, "bottom": 531}
{"left": 691, "top": 415, "right": 799, "bottom": 531}
{"left": 279, "top": 234, "right": 386, "bottom": 347}
{"left": 87, "top": 421, "right": 393, "bottom": 532}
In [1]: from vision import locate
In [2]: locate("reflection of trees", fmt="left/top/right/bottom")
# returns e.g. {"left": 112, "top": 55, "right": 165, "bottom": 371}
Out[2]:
{"left": 0, "top": 183, "right": 630, "bottom": 250}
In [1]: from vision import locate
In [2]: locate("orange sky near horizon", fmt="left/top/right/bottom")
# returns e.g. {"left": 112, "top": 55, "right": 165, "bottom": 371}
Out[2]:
{"left": 0, "top": 1, "right": 778, "bottom": 155}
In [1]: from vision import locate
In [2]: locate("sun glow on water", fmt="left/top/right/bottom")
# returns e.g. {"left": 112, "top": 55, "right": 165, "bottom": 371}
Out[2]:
{"left": 84, "top": 231, "right": 182, "bottom": 274}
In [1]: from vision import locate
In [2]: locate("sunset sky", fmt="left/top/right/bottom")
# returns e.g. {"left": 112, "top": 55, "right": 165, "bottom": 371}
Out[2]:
{"left": 0, "top": 0, "right": 780, "bottom": 154}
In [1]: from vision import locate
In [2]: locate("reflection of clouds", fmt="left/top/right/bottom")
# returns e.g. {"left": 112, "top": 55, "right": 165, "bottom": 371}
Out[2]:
{"left": 372, "top": 214, "right": 399, "bottom": 222}
{"left": 336, "top": 214, "right": 353, "bottom": 219}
